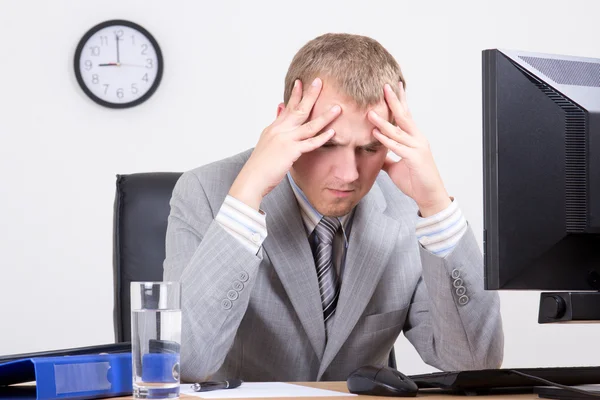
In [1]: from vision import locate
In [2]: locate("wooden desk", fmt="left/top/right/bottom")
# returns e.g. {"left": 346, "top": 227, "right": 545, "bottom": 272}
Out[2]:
{"left": 111, "top": 381, "right": 539, "bottom": 399}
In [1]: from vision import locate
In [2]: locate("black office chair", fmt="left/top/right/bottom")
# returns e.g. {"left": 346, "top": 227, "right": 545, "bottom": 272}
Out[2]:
{"left": 113, "top": 172, "right": 182, "bottom": 342}
{"left": 112, "top": 172, "right": 397, "bottom": 368}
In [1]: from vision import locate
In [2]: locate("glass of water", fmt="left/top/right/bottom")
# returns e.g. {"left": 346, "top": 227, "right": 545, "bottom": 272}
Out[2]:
{"left": 131, "top": 282, "right": 182, "bottom": 399}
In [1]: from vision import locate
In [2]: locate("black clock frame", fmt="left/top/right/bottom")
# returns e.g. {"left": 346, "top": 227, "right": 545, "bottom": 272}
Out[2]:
{"left": 74, "top": 19, "right": 164, "bottom": 109}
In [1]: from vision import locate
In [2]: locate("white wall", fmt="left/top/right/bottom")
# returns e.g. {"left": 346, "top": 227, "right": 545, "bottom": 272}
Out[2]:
{"left": 1, "top": 0, "right": 599, "bottom": 375}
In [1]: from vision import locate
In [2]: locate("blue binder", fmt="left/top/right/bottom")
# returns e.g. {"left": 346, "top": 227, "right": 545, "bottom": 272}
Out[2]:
{"left": 0, "top": 353, "right": 132, "bottom": 400}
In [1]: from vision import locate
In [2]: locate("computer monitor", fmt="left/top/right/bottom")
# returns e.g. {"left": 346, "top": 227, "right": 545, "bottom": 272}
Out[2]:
{"left": 482, "top": 48, "right": 600, "bottom": 323}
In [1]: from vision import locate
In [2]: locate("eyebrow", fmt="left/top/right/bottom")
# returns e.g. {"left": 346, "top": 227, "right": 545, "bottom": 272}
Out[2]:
{"left": 323, "top": 137, "right": 344, "bottom": 146}
{"left": 323, "top": 138, "right": 383, "bottom": 149}
{"left": 361, "top": 141, "right": 383, "bottom": 150}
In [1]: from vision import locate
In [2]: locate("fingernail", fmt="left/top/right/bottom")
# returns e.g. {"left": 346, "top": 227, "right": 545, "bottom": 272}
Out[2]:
{"left": 312, "top": 78, "right": 321, "bottom": 87}
{"left": 331, "top": 105, "right": 341, "bottom": 113}
{"left": 384, "top": 83, "right": 391, "bottom": 91}
{"left": 369, "top": 110, "right": 378, "bottom": 118}
{"left": 326, "top": 128, "right": 335, "bottom": 135}
{"left": 293, "top": 79, "right": 299, "bottom": 88}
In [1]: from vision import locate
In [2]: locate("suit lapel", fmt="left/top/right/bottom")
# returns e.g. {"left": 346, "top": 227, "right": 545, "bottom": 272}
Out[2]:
{"left": 261, "top": 180, "right": 326, "bottom": 360}
{"left": 317, "top": 182, "right": 401, "bottom": 379}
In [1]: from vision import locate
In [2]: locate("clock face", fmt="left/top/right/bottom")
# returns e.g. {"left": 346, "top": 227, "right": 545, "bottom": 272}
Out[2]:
{"left": 74, "top": 20, "right": 163, "bottom": 108}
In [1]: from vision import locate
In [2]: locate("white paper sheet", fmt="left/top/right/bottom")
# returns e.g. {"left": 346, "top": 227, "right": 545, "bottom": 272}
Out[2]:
{"left": 181, "top": 382, "right": 357, "bottom": 398}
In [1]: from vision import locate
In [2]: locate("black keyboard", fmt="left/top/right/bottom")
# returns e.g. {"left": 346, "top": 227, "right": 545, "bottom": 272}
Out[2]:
{"left": 410, "top": 366, "right": 600, "bottom": 394}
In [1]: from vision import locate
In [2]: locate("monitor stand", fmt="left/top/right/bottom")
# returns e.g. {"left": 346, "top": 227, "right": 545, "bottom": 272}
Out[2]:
{"left": 539, "top": 292, "right": 600, "bottom": 323}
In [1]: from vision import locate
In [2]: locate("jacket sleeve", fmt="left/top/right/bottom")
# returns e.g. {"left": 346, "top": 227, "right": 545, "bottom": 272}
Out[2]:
{"left": 402, "top": 225, "right": 504, "bottom": 371}
{"left": 163, "top": 171, "right": 264, "bottom": 382}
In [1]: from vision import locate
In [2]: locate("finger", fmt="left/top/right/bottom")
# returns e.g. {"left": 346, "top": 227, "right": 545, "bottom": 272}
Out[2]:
{"left": 295, "top": 104, "right": 341, "bottom": 140}
{"left": 368, "top": 110, "right": 417, "bottom": 147}
{"left": 299, "top": 128, "right": 335, "bottom": 153}
{"left": 288, "top": 77, "right": 323, "bottom": 124}
{"left": 273, "top": 80, "right": 303, "bottom": 126}
{"left": 383, "top": 83, "right": 405, "bottom": 124}
{"left": 373, "top": 128, "right": 412, "bottom": 159}
{"left": 387, "top": 81, "right": 418, "bottom": 135}
{"left": 286, "top": 79, "right": 303, "bottom": 112}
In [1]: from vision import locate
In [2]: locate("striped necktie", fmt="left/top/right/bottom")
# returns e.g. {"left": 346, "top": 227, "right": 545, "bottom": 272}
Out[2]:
{"left": 313, "top": 216, "right": 341, "bottom": 334}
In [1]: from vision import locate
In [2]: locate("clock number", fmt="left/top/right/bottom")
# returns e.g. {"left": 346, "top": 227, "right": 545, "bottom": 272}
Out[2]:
{"left": 141, "top": 44, "right": 148, "bottom": 55}
{"left": 90, "top": 46, "right": 100, "bottom": 56}
{"left": 100, "top": 36, "right": 108, "bottom": 46}
{"left": 84, "top": 60, "right": 93, "bottom": 71}
{"left": 142, "top": 73, "right": 149, "bottom": 83}
{"left": 103, "top": 84, "right": 110, "bottom": 94}
{"left": 92, "top": 74, "right": 99, "bottom": 84}
{"left": 117, "top": 88, "right": 124, "bottom": 99}
{"left": 131, "top": 35, "right": 135, "bottom": 45}
{"left": 115, "top": 29, "right": 124, "bottom": 38}
{"left": 131, "top": 83, "right": 139, "bottom": 94}
{"left": 146, "top": 59, "right": 153, "bottom": 69}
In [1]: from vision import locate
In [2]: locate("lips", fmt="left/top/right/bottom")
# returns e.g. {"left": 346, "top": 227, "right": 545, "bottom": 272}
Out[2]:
{"left": 327, "top": 189, "right": 354, "bottom": 198}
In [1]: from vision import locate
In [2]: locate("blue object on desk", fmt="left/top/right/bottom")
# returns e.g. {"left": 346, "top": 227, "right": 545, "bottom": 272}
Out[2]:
{"left": 0, "top": 353, "right": 132, "bottom": 400}
{"left": 141, "top": 353, "right": 179, "bottom": 383}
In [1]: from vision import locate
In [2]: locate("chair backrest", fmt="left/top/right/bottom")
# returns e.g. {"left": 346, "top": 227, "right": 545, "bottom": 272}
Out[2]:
{"left": 111, "top": 171, "right": 397, "bottom": 369}
{"left": 113, "top": 172, "right": 182, "bottom": 342}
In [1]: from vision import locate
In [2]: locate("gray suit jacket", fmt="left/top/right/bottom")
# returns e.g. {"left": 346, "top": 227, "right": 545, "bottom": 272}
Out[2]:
{"left": 163, "top": 149, "right": 503, "bottom": 382}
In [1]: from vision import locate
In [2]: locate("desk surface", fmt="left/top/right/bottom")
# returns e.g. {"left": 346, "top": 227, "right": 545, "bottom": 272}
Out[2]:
{"left": 111, "top": 381, "right": 539, "bottom": 399}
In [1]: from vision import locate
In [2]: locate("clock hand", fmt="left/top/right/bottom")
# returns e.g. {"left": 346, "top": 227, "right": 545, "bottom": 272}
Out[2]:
{"left": 98, "top": 62, "right": 145, "bottom": 67}
{"left": 116, "top": 32, "right": 121, "bottom": 64}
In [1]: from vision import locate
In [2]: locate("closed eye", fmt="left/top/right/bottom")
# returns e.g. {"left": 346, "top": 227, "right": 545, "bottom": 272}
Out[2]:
{"left": 361, "top": 143, "right": 383, "bottom": 153}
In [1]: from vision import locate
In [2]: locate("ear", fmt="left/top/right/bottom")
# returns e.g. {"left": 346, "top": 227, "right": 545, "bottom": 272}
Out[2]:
{"left": 277, "top": 102, "right": 285, "bottom": 117}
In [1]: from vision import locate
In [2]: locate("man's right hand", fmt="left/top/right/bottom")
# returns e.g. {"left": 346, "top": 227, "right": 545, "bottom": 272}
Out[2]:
{"left": 228, "top": 77, "right": 341, "bottom": 211}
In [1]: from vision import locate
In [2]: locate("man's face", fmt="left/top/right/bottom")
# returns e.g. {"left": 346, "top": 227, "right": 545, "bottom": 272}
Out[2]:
{"left": 280, "top": 81, "right": 390, "bottom": 217}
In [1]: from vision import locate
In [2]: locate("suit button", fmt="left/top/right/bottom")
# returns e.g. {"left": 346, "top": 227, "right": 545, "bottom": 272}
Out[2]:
{"left": 451, "top": 269, "right": 461, "bottom": 279}
{"left": 453, "top": 278, "right": 463, "bottom": 288}
{"left": 239, "top": 271, "right": 249, "bottom": 282}
{"left": 233, "top": 280, "right": 244, "bottom": 292}
{"left": 227, "top": 290, "right": 239, "bottom": 301}
{"left": 458, "top": 295, "right": 469, "bottom": 305}
{"left": 221, "top": 299, "right": 232, "bottom": 310}
{"left": 251, "top": 233, "right": 261, "bottom": 243}
{"left": 456, "top": 286, "right": 466, "bottom": 296}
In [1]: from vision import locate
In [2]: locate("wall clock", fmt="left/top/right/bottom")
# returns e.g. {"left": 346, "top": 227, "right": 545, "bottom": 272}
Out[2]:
{"left": 74, "top": 20, "right": 163, "bottom": 108}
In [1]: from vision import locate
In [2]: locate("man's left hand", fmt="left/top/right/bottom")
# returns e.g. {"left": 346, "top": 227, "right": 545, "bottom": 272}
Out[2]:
{"left": 368, "top": 82, "right": 451, "bottom": 218}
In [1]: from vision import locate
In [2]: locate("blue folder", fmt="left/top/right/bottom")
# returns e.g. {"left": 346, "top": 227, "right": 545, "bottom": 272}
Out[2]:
{"left": 0, "top": 353, "right": 132, "bottom": 400}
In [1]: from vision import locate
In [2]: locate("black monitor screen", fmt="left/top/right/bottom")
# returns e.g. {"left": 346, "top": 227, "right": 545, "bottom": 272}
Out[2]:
{"left": 483, "top": 49, "right": 600, "bottom": 291}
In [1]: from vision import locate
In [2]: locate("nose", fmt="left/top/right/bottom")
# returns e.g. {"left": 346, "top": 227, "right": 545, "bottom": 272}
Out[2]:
{"left": 332, "top": 150, "right": 359, "bottom": 184}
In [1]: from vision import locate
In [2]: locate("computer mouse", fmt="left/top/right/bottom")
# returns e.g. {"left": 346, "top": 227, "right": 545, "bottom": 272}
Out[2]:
{"left": 347, "top": 365, "right": 418, "bottom": 397}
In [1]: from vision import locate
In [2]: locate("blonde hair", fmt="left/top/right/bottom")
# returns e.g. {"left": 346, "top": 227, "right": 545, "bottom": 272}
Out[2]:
{"left": 283, "top": 33, "right": 405, "bottom": 108}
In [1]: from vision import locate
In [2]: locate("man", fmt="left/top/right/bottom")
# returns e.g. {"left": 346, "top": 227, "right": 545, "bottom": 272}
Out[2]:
{"left": 163, "top": 33, "right": 503, "bottom": 383}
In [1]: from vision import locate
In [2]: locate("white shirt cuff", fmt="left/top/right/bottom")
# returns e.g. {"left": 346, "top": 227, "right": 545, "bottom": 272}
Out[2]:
{"left": 215, "top": 195, "right": 268, "bottom": 255}
{"left": 415, "top": 199, "right": 467, "bottom": 257}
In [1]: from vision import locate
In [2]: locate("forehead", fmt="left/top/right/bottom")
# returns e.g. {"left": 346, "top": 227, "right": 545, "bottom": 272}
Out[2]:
{"left": 311, "top": 81, "right": 351, "bottom": 107}
{"left": 310, "top": 82, "right": 388, "bottom": 115}
{"left": 309, "top": 82, "right": 390, "bottom": 143}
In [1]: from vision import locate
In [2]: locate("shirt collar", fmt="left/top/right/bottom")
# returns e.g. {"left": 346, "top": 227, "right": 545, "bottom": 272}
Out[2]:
{"left": 287, "top": 172, "right": 353, "bottom": 246}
